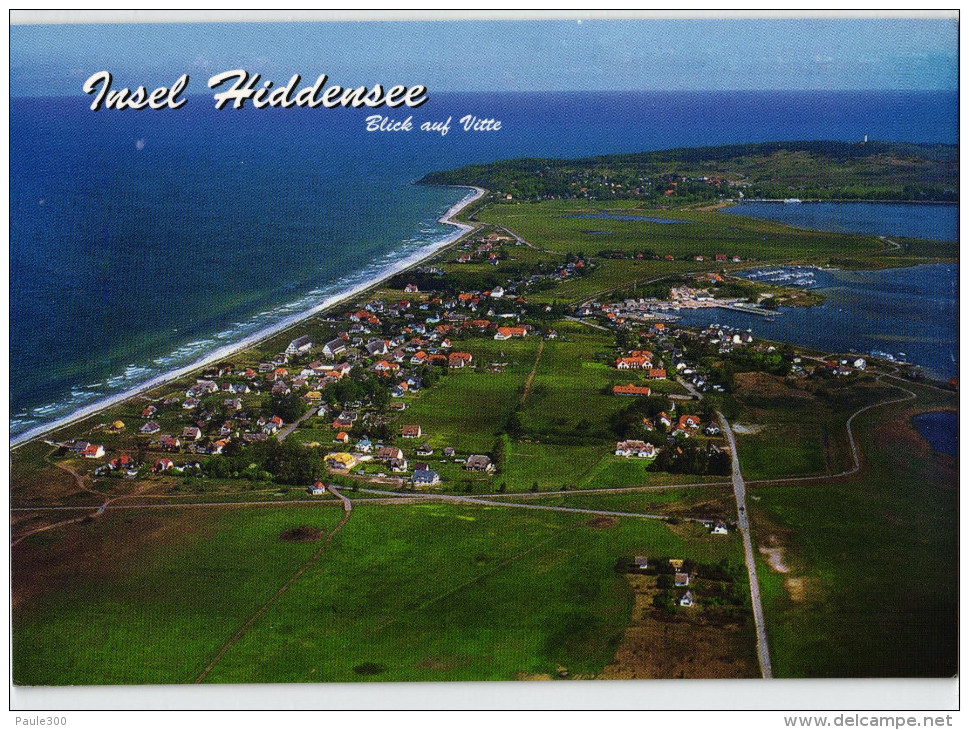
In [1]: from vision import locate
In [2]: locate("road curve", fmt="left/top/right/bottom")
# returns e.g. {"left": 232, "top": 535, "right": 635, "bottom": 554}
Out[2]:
{"left": 745, "top": 374, "right": 917, "bottom": 487}
{"left": 718, "top": 412, "right": 773, "bottom": 679}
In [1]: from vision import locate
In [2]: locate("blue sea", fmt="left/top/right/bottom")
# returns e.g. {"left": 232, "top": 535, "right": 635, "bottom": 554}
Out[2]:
{"left": 10, "top": 91, "right": 958, "bottom": 439}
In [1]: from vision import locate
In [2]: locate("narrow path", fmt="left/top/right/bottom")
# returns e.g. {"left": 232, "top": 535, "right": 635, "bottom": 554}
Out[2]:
{"left": 11, "top": 513, "right": 92, "bottom": 547}
{"left": 745, "top": 374, "right": 917, "bottom": 486}
{"left": 12, "top": 471, "right": 156, "bottom": 547}
{"left": 675, "top": 375, "right": 703, "bottom": 400}
{"left": 48, "top": 448, "right": 108, "bottom": 499}
{"left": 519, "top": 339, "right": 545, "bottom": 407}
{"left": 356, "top": 487, "right": 686, "bottom": 523}
{"left": 193, "top": 486, "right": 352, "bottom": 683}
{"left": 13, "top": 478, "right": 733, "bottom": 512}
{"left": 276, "top": 406, "right": 319, "bottom": 442}
{"left": 717, "top": 412, "right": 773, "bottom": 679}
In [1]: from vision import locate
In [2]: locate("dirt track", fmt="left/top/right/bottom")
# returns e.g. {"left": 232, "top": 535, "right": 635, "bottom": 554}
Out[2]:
{"left": 193, "top": 486, "right": 353, "bottom": 683}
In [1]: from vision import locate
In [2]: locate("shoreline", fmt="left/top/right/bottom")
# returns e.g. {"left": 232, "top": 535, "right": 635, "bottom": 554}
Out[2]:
{"left": 10, "top": 185, "right": 486, "bottom": 449}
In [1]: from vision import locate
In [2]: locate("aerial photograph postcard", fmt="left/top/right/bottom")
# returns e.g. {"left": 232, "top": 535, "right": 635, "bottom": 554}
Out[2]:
{"left": 9, "top": 11, "right": 958, "bottom": 695}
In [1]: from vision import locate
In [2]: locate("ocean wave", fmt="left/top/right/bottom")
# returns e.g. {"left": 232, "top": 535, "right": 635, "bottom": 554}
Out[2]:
{"left": 10, "top": 186, "right": 483, "bottom": 444}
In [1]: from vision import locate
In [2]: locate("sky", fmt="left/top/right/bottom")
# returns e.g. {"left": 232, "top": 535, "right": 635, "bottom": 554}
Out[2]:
{"left": 10, "top": 16, "right": 959, "bottom": 97}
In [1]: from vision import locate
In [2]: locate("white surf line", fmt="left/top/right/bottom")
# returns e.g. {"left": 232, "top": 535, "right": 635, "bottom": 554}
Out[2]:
{"left": 10, "top": 186, "right": 485, "bottom": 448}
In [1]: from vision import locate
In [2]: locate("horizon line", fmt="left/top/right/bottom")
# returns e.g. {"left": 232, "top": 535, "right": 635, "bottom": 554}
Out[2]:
{"left": 11, "top": 87, "right": 959, "bottom": 99}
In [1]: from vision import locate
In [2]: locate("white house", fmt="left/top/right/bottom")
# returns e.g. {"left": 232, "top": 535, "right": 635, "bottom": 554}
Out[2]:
{"left": 286, "top": 335, "right": 313, "bottom": 355}
{"left": 615, "top": 440, "right": 657, "bottom": 459}
{"left": 323, "top": 337, "right": 347, "bottom": 359}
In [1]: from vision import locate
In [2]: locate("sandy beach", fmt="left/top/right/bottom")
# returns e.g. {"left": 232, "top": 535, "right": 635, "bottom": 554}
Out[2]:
{"left": 10, "top": 185, "right": 486, "bottom": 448}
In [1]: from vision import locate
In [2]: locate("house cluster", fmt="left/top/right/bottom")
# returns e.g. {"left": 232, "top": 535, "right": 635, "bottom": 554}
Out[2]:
{"left": 454, "top": 232, "right": 511, "bottom": 265}
{"left": 67, "top": 440, "right": 105, "bottom": 459}
{"left": 667, "top": 559, "right": 698, "bottom": 607}
{"left": 614, "top": 440, "right": 658, "bottom": 459}
{"left": 821, "top": 357, "right": 867, "bottom": 377}
{"left": 614, "top": 409, "right": 717, "bottom": 461}
{"left": 614, "top": 349, "right": 668, "bottom": 381}
{"left": 695, "top": 325, "right": 756, "bottom": 351}
{"left": 323, "top": 427, "right": 495, "bottom": 487}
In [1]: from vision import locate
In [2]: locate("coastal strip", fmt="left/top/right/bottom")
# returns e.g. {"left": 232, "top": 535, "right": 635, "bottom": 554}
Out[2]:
{"left": 10, "top": 186, "right": 486, "bottom": 449}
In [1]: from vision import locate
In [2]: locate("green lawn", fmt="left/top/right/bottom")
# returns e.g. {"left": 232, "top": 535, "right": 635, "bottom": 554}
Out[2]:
{"left": 401, "top": 338, "right": 538, "bottom": 454}
{"left": 748, "top": 389, "right": 957, "bottom": 678}
{"left": 522, "top": 485, "right": 736, "bottom": 516}
{"left": 502, "top": 443, "right": 610, "bottom": 491}
{"left": 520, "top": 330, "right": 625, "bottom": 441}
{"left": 13, "top": 499, "right": 749, "bottom": 684}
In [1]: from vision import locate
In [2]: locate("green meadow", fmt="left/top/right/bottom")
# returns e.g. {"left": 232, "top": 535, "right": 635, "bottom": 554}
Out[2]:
{"left": 744, "top": 382, "right": 957, "bottom": 677}
{"left": 13, "top": 501, "right": 745, "bottom": 685}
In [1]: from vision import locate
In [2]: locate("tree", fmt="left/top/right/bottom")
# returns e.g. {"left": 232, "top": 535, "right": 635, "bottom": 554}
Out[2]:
{"left": 267, "top": 392, "right": 308, "bottom": 423}
{"left": 492, "top": 434, "right": 510, "bottom": 475}
{"left": 506, "top": 409, "right": 526, "bottom": 438}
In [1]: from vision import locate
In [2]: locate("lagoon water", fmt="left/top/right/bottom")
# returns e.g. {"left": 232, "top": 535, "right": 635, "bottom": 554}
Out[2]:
{"left": 720, "top": 201, "right": 958, "bottom": 242}
{"left": 912, "top": 411, "right": 958, "bottom": 458}
{"left": 675, "top": 264, "right": 958, "bottom": 380}
{"left": 10, "top": 90, "right": 958, "bottom": 438}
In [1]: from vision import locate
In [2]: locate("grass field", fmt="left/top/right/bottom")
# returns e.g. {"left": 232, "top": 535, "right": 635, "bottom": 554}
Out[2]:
{"left": 10, "top": 186, "right": 958, "bottom": 685}
{"left": 464, "top": 200, "right": 957, "bottom": 305}
{"left": 400, "top": 339, "right": 537, "bottom": 454}
{"left": 729, "top": 371, "right": 897, "bottom": 481}
{"left": 747, "top": 382, "right": 958, "bottom": 677}
{"left": 13, "top": 505, "right": 347, "bottom": 685}
{"left": 521, "top": 485, "right": 736, "bottom": 518}
{"left": 12, "top": 501, "right": 747, "bottom": 684}
{"left": 519, "top": 330, "right": 626, "bottom": 442}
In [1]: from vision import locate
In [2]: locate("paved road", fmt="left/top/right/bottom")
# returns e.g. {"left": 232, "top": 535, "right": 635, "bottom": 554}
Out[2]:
{"left": 326, "top": 484, "right": 353, "bottom": 512}
{"left": 675, "top": 375, "right": 703, "bottom": 400}
{"left": 12, "top": 479, "right": 734, "bottom": 513}
{"left": 276, "top": 406, "right": 319, "bottom": 442}
{"left": 718, "top": 411, "right": 773, "bottom": 679}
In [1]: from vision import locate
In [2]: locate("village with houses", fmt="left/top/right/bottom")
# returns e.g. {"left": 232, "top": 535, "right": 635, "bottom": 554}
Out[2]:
{"left": 45, "top": 218, "right": 885, "bottom": 533}
{"left": 12, "top": 138, "right": 957, "bottom": 684}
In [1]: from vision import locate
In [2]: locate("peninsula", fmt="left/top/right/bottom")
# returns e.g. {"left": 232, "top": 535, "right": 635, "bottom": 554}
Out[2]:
{"left": 11, "top": 141, "right": 957, "bottom": 685}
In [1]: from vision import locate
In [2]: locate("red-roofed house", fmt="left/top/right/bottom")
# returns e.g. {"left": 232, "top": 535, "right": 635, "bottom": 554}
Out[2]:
{"left": 613, "top": 383, "right": 652, "bottom": 397}
{"left": 494, "top": 326, "right": 527, "bottom": 340}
